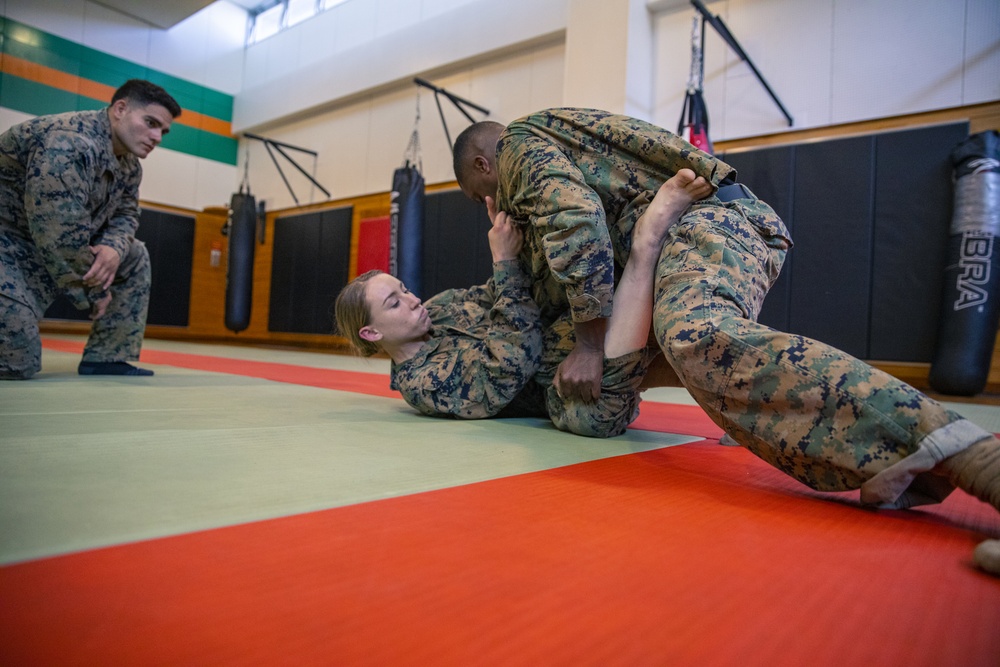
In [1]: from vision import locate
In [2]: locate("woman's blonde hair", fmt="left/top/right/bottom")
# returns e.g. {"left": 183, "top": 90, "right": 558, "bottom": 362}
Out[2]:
{"left": 334, "top": 269, "right": 384, "bottom": 357}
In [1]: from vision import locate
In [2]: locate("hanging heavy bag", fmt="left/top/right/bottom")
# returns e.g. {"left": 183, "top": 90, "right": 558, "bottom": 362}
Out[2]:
{"left": 677, "top": 14, "right": 713, "bottom": 154}
{"left": 390, "top": 161, "right": 425, "bottom": 297}
{"left": 225, "top": 190, "right": 257, "bottom": 333}
{"left": 679, "top": 90, "right": 712, "bottom": 154}
{"left": 929, "top": 130, "right": 1000, "bottom": 395}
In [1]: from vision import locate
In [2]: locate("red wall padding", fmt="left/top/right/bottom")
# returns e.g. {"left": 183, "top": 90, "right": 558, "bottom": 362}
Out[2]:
{"left": 356, "top": 216, "right": 391, "bottom": 277}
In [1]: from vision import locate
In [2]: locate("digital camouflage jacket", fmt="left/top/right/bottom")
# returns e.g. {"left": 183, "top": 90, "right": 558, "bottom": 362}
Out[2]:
{"left": 0, "top": 108, "right": 142, "bottom": 313}
{"left": 494, "top": 107, "right": 735, "bottom": 324}
{"left": 389, "top": 259, "right": 543, "bottom": 419}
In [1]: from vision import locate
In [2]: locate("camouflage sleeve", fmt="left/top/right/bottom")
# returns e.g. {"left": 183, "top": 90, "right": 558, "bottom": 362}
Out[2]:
{"left": 395, "top": 259, "right": 543, "bottom": 419}
{"left": 92, "top": 165, "right": 141, "bottom": 259}
{"left": 423, "top": 277, "right": 498, "bottom": 312}
{"left": 499, "top": 134, "right": 614, "bottom": 323}
{"left": 22, "top": 135, "right": 105, "bottom": 309}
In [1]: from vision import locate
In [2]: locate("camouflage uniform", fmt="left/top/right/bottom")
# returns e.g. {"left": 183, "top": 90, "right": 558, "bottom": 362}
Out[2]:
{"left": 389, "top": 258, "right": 651, "bottom": 438}
{"left": 390, "top": 260, "right": 544, "bottom": 419}
{"left": 0, "top": 108, "right": 150, "bottom": 379}
{"left": 494, "top": 108, "right": 992, "bottom": 508}
{"left": 535, "top": 312, "right": 656, "bottom": 438}
{"left": 496, "top": 108, "right": 732, "bottom": 326}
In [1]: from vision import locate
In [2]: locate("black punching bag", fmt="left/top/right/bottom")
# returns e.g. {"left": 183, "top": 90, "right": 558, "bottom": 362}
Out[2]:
{"left": 390, "top": 162, "right": 425, "bottom": 296}
{"left": 225, "top": 190, "right": 257, "bottom": 333}
{"left": 929, "top": 130, "right": 1000, "bottom": 395}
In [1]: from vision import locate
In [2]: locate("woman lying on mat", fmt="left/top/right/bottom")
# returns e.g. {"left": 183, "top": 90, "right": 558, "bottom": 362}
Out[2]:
{"left": 336, "top": 204, "right": 543, "bottom": 421}
{"left": 334, "top": 170, "right": 710, "bottom": 437}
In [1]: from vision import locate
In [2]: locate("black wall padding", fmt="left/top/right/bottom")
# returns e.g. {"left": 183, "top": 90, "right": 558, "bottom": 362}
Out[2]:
{"left": 723, "top": 122, "right": 966, "bottom": 363}
{"left": 420, "top": 189, "right": 493, "bottom": 299}
{"left": 720, "top": 145, "right": 795, "bottom": 332}
{"left": 42, "top": 293, "right": 91, "bottom": 321}
{"left": 268, "top": 206, "right": 353, "bottom": 335}
{"left": 44, "top": 294, "right": 90, "bottom": 322}
{"left": 930, "top": 130, "right": 1000, "bottom": 395}
{"left": 225, "top": 192, "right": 257, "bottom": 333}
{"left": 788, "top": 135, "right": 876, "bottom": 360}
{"left": 870, "top": 123, "right": 968, "bottom": 361}
{"left": 136, "top": 208, "right": 195, "bottom": 327}
{"left": 43, "top": 208, "right": 195, "bottom": 326}
{"left": 391, "top": 165, "right": 425, "bottom": 298}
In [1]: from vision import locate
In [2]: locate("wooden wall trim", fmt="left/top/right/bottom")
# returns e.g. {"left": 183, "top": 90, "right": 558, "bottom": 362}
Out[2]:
{"left": 716, "top": 101, "right": 1000, "bottom": 153}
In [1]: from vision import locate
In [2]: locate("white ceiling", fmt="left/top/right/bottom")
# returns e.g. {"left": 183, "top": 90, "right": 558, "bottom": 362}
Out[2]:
{"left": 92, "top": 0, "right": 261, "bottom": 29}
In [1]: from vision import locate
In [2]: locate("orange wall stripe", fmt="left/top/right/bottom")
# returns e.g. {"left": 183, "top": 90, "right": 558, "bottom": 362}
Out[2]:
{"left": 1, "top": 54, "right": 233, "bottom": 138}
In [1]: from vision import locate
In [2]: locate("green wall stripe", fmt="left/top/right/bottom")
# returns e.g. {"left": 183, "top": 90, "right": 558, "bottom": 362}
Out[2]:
{"left": 0, "top": 76, "right": 238, "bottom": 166}
{"left": 78, "top": 51, "right": 149, "bottom": 88}
{"left": 5, "top": 19, "right": 83, "bottom": 65}
{"left": 4, "top": 30, "right": 82, "bottom": 76}
{"left": 3, "top": 17, "right": 234, "bottom": 122}
{"left": 162, "top": 123, "right": 203, "bottom": 158}
{"left": 167, "top": 123, "right": 239, "bottom": 165}
{"left": 199, "top": 131, "right": 240, "bottom": 166}
{"left": 0, "top": 73, "right": 84, "bottom": 118}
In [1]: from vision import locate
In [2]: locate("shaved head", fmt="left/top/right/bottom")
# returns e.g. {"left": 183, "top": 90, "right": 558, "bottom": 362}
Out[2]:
{"left": 453, "top": 120, "right": 504, "bottom": 184}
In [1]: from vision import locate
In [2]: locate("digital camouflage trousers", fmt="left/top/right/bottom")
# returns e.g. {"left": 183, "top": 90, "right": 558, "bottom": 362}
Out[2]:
{"left": 0, "top": 239, "right": 150, "bottom": 379}
{"left": 653, "top": 192, "right": 991, "bottom": 509}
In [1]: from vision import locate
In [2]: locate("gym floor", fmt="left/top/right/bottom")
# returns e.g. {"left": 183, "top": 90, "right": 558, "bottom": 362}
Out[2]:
{"left": 2, "top": 335, "right": 998, "bottom": 666}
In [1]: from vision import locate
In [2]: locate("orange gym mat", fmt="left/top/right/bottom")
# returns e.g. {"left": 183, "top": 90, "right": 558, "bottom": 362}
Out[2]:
{"left": 2, "top": 339, "right": 998, "bottom": 666}
{"left": 2, "top": 443, "right": 998, "bottom": 666}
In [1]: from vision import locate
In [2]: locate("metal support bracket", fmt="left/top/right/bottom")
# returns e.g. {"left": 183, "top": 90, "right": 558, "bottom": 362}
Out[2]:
{"left": 242, "top": 132, "right": 332, "bottom": 206}
{"left": 413, "top": 77, "right": 491, "bottom": 152}
{"left": 691, "top": 0, "right": 793, "bottom": 126}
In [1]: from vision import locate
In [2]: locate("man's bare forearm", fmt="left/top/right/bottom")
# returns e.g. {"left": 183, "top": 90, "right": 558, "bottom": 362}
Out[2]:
{"left": 573, "top": 316, "right": 607, "bottom": 355}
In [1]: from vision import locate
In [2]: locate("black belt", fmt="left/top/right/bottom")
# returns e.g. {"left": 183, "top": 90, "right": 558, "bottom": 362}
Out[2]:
{"left": 716, "top": 180, "right": 753, "bottom": 202}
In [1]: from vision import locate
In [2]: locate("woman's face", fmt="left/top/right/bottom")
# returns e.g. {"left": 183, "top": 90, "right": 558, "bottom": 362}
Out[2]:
{"left": 361, "top": 273, "right": 431, "bottom": 346}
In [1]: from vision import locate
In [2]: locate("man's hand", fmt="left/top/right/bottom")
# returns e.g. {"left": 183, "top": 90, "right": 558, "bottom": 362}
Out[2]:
{"left": 90, "top": 292, "right": 112, "bottom": 320}
{"left": 554, "top": 318, "right": 607, "bottom": 403}
{"left": 487, "top": 208, "right": 523, "bottom": 262}
{"left": 82, "top": 245, "right": 121, "bottom": 291}
{"left": 555, "top": 344, "right": 604, "bottom": 403}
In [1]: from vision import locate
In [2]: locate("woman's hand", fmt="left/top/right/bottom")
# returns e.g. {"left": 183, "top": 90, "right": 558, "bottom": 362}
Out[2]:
{"left": 486, "top": 197, "right": 523, "bottom": 262}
